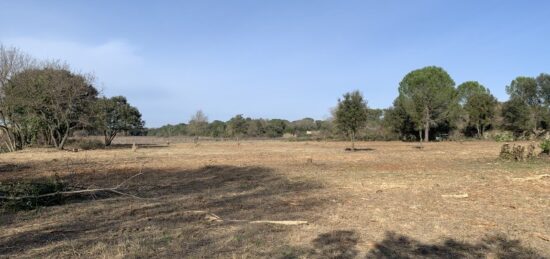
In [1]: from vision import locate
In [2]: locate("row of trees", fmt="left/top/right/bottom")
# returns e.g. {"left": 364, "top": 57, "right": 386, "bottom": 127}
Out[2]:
{"left": 0, "top": 45, "right": 144, "bottom": 151}
{"left": 147, "top": 110, "right": 334, "bottom": 139}
{"left": 334, "top": 66, "right": 550, "bottom": 147}
{"left": 3, "top": 42, "right": 547, "bottom": 150}
{"left": 149, "top": 66, "right": 549, "bottom": 146}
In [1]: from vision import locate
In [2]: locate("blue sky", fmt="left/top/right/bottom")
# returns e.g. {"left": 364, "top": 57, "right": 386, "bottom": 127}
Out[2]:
{"left": 1, "top": 1, "right": 549, "bottom": 127}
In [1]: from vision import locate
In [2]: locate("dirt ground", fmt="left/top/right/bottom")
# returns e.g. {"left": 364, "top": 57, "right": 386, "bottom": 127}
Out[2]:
{"left": 0, "top": 139, "right": 549, "bottom": 258}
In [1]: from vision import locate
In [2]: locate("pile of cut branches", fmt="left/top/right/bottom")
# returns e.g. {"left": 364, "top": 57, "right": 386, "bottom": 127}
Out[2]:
{"left": 0, "top": 175, "right": 68, "bottom": 211}
{"left": 0, "top": 168, "right": 144, "bottom": 212}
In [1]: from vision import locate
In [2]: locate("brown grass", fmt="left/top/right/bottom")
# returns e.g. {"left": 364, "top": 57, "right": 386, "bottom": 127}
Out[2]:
{"left": 0, "top": 139, "right": 549, "bottom": 258}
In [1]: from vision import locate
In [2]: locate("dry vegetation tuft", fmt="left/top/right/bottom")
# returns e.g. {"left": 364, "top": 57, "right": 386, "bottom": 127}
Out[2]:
{"left": 0, "top": 139, "right": 549, "bottom": 258}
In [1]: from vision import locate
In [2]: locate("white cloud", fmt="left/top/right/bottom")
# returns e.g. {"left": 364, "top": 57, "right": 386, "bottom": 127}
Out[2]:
{"left": 0, "top": 37, "right": 145, "bottom": 94}
{"left": 0, "top": 37, "right": 181, "bottom": 126}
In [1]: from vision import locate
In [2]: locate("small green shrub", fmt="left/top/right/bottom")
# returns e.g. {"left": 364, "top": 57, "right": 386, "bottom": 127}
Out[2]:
{"left": 0, "top": 175, "right": 68, "bottom": 211}
{"left": 493, "top": 132, "right": 514, "bottom": 142}
{"left": 540, "top": 139, "right": 550, "bottom": 155}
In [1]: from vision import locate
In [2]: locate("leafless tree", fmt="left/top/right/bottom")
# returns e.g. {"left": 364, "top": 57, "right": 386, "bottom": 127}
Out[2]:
{"left": 0, "top": 44, "right": 36, "bottom": 151}
{"left": 188, "top": 110, "right": 209, "bottom": 136}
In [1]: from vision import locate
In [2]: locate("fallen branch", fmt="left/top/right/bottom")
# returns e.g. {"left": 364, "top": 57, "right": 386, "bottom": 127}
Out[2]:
{"left": 0, "top": 166, "right": 145, "bottom": 201}
{"left": 510, "top": 174, "right": 549, "bottom": 182}
{"left": 441, "top": 193, "right": 469, "bottom": 198}
{"left": 187, "top": 211, "right": 308, "bottom": 225}
{"left": 533, "top": 232, "right": 550, "bottom": 242}
{"left": 249, "top": 220, "right": 308, "bottom": 225}
{"left": 114, "top": 164, "right": 145, "bottom": 189}
{"left": 0, "top": 187, "right": 141, "bottom": 200}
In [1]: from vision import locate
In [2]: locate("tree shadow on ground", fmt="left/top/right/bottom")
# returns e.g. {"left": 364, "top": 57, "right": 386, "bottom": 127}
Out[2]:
{"left": 2, "top": 165, "right": 545, "bottom": 258}
{"left": 105, "top": 143, "right": 169, "bottom": 150}
{"left": 366, "top": 231, "right": 545, "bottom": 259}
{"left": 281, "top": 230, "right": 545, "bottom": 259}
{"left": 310, "top": 230, "right": 360, "bottom": 259}
{"left": 344, "top": 148, "right": 375, "bottom": 152}
{"left": 0, "top": 165, "right": 328, "bottom": 257}
{"left": 0, "top": 163, "right": 31, "bottom": 174}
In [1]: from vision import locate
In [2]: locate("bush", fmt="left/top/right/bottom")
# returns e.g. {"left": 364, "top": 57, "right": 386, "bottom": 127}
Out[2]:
{"left": 72, "top": 130, "right": 89, "bottom": 138}
{"left": 75, "top": 139, "right": 104, "bottom": 150}
{"left": 0, "top": 175, "right": 68, "bottom": 211}
{"left": 493, "top": 131, "right": 514, "bottom": 142}
{"left": 540, "top": 139, "right": 550, "bottom": 155}
{"left": 500, "top": 143, "right": 537, "bottom": 161}
{"left": 526, "top": 143, "right": 536, "bottom": 159}
{"left": 499, "top": 144, "right": 512, "bottom": 160}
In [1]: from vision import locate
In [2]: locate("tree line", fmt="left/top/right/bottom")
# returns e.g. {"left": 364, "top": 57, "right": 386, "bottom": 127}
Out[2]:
{"left": 2, "top": 43, "right": 549, "bottom": 152}
{"left": 148, "top": 111, "right": 334, "bottom": 139}
{"left": 150, "top": 66, "right": 550, "bottom": 147}
{"left": 335, "top": 66, "right": 550, "bottom": 148}
{"left": 0, "top": 45, "right": 144, "bottom": 151}
{"left": 386, "top": 66, "right": 549, "bottom": 141}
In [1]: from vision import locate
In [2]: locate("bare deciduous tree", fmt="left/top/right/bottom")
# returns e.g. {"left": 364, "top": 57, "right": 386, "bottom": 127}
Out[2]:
{"left": 0, "top": 44, "right": 36, "bottom": 151}
{"left": 188, "top": 110, "right": 209, "bottom": 136}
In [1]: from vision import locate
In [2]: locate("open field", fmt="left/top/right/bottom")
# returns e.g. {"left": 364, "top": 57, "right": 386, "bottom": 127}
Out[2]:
{"left": 0, "top": 140, "right": 549, "bottom": 258}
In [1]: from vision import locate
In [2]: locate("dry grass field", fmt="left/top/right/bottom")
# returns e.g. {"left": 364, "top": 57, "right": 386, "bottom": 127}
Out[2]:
{"left": 0, "top": 139, "right": 549, "bottom": 258}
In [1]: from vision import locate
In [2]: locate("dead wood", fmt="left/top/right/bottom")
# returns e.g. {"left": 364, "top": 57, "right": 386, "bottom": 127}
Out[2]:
{"left": 185, "top": 210, "right": 308, "bottom": 225}
{"left": 0, "top": 165, "right": 145, "bottom": 201}
{"left": 441, "top": 193, "right": 469, "bottom": 198}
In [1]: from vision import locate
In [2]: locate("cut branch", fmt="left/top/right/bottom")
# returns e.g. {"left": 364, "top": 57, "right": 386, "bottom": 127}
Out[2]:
{"left": 0, "top": 187, "right": 142, "bottom": 200}
{"left": 186, "top": 211, "right": 308, "bottom": 226}
{"left": 0, "top": 166, "right": 145, "bottom": 201}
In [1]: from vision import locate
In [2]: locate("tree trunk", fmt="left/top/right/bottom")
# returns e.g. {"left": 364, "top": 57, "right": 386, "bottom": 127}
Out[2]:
{"left": 532, "top": 108, "right": 538, "bottom": 133}
{"left": 104, "top": 130, "right": 117, "bottom": 146}
{"left": 50, "top": 129, "right": 59, "bottom": 149}
{"left": 1, "top": 133, "right": 15, "bottom": 152}
{"left": 424, "top": 124, "right": 429, "bottom": 142}
{"left": 476, "top": 123, "right": 481, "bottom": 138}
{"left": 17, "top": 130, "right": 24, "bottom": 150}
{"left": 59, "top": 131, "right": 69, "bottom": 150}
{"left": 0, "top": 112, "right": 17, "bottom": 151}
{"left": 105, "top": 136, "right": 113, "bottom": 146}
{"left": 0, "top": 127, "right": 16, "bottom": 152}
{"left": 104, "top": 131, "right": 109, "bottom": 146}
{"left": 351, "top": 131, "right": 355, "bottom": 151}
{"left": 424, "top": 107, "right": 430, "bottom": 142}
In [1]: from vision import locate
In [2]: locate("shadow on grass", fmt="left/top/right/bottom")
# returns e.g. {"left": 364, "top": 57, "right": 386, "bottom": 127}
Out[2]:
{"left": 105, "top": 143, "right": 169, "bottom": 150}
{"left": 0, "top": 163, "right": 31, "bottom": 174}
{"left": 344, "top": 148, "right": 375, "bottom": 152}
{"left": 2, "top": 165, "right": 544, "bottom": 258}
{"left": 311, "top": 230, "right": 359, "bottom": 259}
{"left": 280, "top": 230, "right": 544, "bottom": 259}
{"left": 365, "top": 231, "right": 544, "bottom": 259}
{"left": 0, "top": 165, "right": 327, "bottom": 257}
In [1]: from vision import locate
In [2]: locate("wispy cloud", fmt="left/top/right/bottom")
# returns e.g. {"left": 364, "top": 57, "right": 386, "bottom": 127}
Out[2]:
{"left": 0, "top": 38, "right": 145, "bottom": 94}
{"left": 0, "top": 37, "right": 181, "bottom": 126}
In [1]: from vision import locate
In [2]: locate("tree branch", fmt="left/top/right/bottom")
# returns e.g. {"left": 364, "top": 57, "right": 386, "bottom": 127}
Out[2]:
{"left": 0, "top": 166, "right": 145, "bottom": 201}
